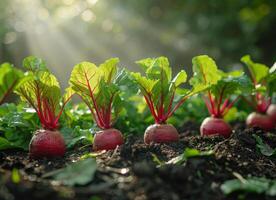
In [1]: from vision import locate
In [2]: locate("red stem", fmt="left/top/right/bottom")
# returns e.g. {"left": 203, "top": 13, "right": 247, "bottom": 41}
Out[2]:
{"left": 207, "top": 91, "right": 216, "bottom": 116}
{"left": 167, "top": 95, "right": 189, "bottom": 119}
{"left": 84, "top": 73, "right": 105, "bottom": 128}
{"left": 166, "top": 89, "right": 175, "bottom": 118}
{"left": 222, "top": 96, "right": 240, "bottom": 116}
{"left": 144, "top": 94, "right": 159, "bottom": 123}
{"left": 216, "top": 86, "right": 226, "bottom": 117}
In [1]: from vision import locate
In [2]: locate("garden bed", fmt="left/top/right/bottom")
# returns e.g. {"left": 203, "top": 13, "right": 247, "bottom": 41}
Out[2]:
{"left": 1, "top": 125, "right": 276, "bottom": 200}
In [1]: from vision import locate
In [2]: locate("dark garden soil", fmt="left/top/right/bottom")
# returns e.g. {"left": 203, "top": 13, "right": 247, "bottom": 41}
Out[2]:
{"left": 0, "top": 123, "right": 276, "bottom": 200}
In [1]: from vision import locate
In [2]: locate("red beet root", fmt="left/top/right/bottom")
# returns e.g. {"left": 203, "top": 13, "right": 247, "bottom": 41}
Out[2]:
{"left": 267, "top": 104, "right": 276, "bottom": 122}
{"left": 93, "top": 128, "right": 124, "bottom": 151}
{"left": 200, "top": 117, "right": 232, "bottom": 138}
{"left": 246, "top": 112, "right": 274, "bottom": 131}
{"left": 144, "top": 124, "right": 179, "bottom": 144}
{"left": 29, "top": 130, "right": 66, "bottom": 158}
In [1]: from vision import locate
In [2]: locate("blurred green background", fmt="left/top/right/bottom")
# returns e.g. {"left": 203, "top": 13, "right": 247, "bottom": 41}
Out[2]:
{"left": 0, "top": 0, "right": 275, "bottom": 87}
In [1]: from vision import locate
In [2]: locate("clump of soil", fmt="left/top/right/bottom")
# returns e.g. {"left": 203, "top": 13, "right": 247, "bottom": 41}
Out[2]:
{"left": 0, "top": 125, "right": 275, "bottom": 200}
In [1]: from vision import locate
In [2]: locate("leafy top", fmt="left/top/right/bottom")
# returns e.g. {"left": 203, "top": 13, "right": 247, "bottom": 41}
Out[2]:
{"left": 190, "top": 55, "right": 221, "bottom": 88}
{"left": 69, "top": 58, "right": 123, "bottom": 129}
{"left": 131, "top": 56, "right": 199, "bottom": 124}
{"left": 241, "top": 55, "right": 269, "bottom": 84}
{"left": 241, "top": 55, "right": 276, "bottom": 112}
{"left": 15, "top": 56, "right": 72, "bottom": 130}
{"left": 0, "top": 63, "right": 23, "bottom": 104}
{"left": 23, "top": 56, "right": 48, "bottom": 72}
{"left": 191, "top": 55, "right": 251, "bottom": 118}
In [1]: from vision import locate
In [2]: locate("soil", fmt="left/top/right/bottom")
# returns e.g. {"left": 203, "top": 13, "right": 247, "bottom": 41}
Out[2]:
{"left": 0, "top": 123, "right": 276, "bottom": 200}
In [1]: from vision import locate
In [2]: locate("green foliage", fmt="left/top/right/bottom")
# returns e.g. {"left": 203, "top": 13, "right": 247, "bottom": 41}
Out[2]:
{"left": 11, "top": 168, "right": 21, "bottom": 184}
{"left": 190, "top": 55, "right": 221, "bottom": 88}
{"left": 211, "top": 70, "right": 253, "bottom": 98}
{"left": 16, "top": 71, "right": 61, "bottom": 110}
{"left": 223, "top": 107, "right": 248, "bottom": 122}
{"left": 113, "top": 69, "right": 147, "bottom": 135}
{"left": 0, "top": 54, "right": 274, "bottom": 151}
{"left": 0, "top": 103, "right": 39, "bottom": 150}
{"left": 43, "top": 158, "right": 97, "bottom": 186}
{"left": 241, "top": 55, "right": 276, "bottom": 96}
{"left": 191, "top": 56, "right": 252, "bottom": 98}
{"left": 221, "top": 175, "right": 276, "bottom": 196}
{"left": 167, "top": 148, "right": 213, "bottom": 165}
{"left": 240, "top": 55, "right": 275, "bottom": 113}
{"left": 61, "top": 126, "right": 93, "bottom": 149}
{"left": 131, "top": 56, "right": 202, "bottom": 123}
{"left": 0, "top": 63, "right": 23, "bottom": 104}
{"left": 69, "top": 58, "right": 124, "bottom": 129}
{"left": 0, "top": 102, "right": 95, "bottom": 151}
{"left": 167, "top": 95, "right": 208, "bottom": 126}
{"left": 22, "top": 56, "right": 47, "bottom": 72}
{"left": 191, "top": 55, "right": 252, "bottom": 118}
{"left": 15, "top": 56, "right": 72, "bottom": 130}
{"left": 253, "top": 135, "right": 276, "bottom": 157}
{"left": 241, "top": 55, "right": 269, "bottom": 83}
{"left": 267, "top": 63, "right": 276, "bottom": 97}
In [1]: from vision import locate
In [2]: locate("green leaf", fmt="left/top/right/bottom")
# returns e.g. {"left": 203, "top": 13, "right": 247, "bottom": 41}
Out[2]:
{"left": 223, "top": 107, "right": 237, "bottom": 122}
{"left": 0, "top": 103, "right": 37, "bottom": 150}
{"left": 69, "top": 59, "right": 123, "bottom": 128}
{"left": 0, "top": 63, "right": 23, "bottom": 104}
{"left": 15, "top": 71, "right": 61, "bottom": 114}
{"left": 63, "top": 87, "right": 75, "bottom": 103}
{"left": 170, "top": 70, "right": 187, "bottom": 88}
{"left": 132, "top": 56, "right": 192, "bottom": 122}
{"left": 241, "top": 55, "right": 269, "bottom": 83}
{"left": 98, "top": 58, "right": 119, "bottom": 83}
{"left": 131, "top": 72, "right": 158, "bottom": 94}
{"left": 61, "top": 127, "right": 92, "bottom": 149}
{"left": 267, "top": 64, "right": 276, "bottom": 96}
{"left": 211, "top": 72, "right": 253, "bottom": 98}
{"left": 22, "top": 56, "right": 47, "bottom": 72}
{"left": 11, "top": 168, "right": 21, "bottom": 184}
{"left": 151, "top": 153, "right": 165, "bottom": 165}
{"left": 43, "top": 158, "right": 97, "bottom": 186}
{"left": 136, "top": 57, "right": 172, "bottom": 82}
{"left": 221, "top": 176, "right": 276, "bottom": 196}
{"left": 253, "top": 134, "right": 276, "bottom": 157}
{"left": 190, "top": 55, "right": 222, "bottom": 87}
{"left": 115, "top": 69, "right": 139, "bottom": 99}
{"left": 69, "top": 61, "right": 100, "bottom": 97}
{"left": 0, "top": 137, "right": 13, "bottom": 150}
{"left": 14, "top": 57, "right": 70, "bottom": 130}
{"left": 136, "top": 57, "right": 172, "bottom": 105}
{"left": 167, "top": 148, "right": 213, "bottom": 164}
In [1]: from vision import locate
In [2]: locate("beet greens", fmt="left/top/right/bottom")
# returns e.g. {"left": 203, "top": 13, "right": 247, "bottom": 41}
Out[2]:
{"left": 241, "top": 55, "right": 276, "bottom": 113}
{"left": 69, "top": 58, "right": 123, "bottom": 130}
{"left": 14, "top": 56, "right": 73, "bottom": 130}
{"left": 0, "top": 63, "right": 23, "bottom": 105}
{"left": 131, "top": 56, "right": 201, "bottom": 124}
{"left": 191, "top": 55, "right": 252, "bottom": 118}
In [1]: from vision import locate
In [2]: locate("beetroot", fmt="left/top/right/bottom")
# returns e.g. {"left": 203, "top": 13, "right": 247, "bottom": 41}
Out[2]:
{"left": 240, "top": 55, "right": 275, "bottom": 130}
{"left": 131, "top": 57, "right": 202, "bottom": 145}
{"left": 69, "top": 59, "right": 125, "bottom": 151}
{"left": 267, "top": 104, "right": 276, "bottom": 122}
{"left": 144, "top": 124, "right": 179, "bottom": 144}
{"left": 200, "top": 117, "right": 232, "bottom": 138}
{"left": 14, "top": 57, "right": 74, "bottom": 158}
{"left": 29, "top": 130, "right": 66, "bottom": 158}
{"left": 93, "top": 128, "right": 124, "bottom": 151}
{"left": 246, "top": 112, "right": 274, "bottom": 131}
